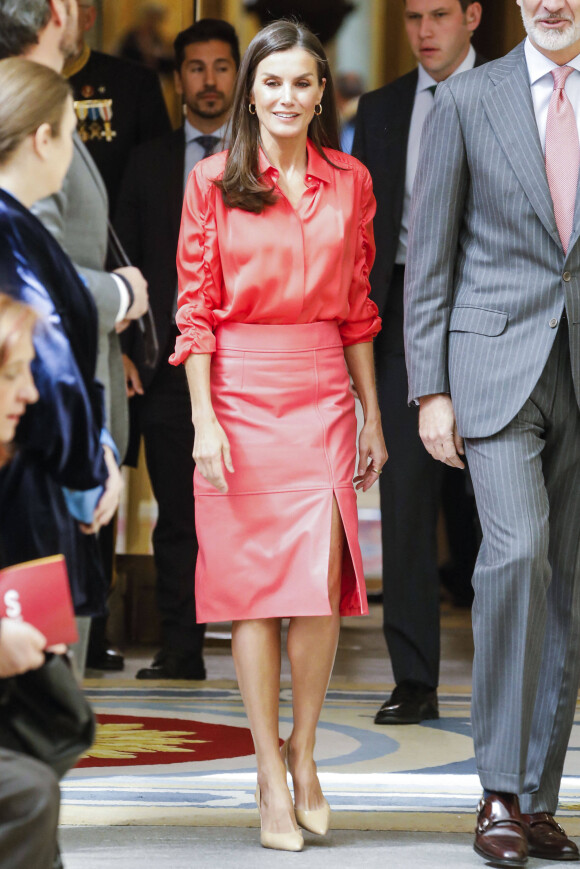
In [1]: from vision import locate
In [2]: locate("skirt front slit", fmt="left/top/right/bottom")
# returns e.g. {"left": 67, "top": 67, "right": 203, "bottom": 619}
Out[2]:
{"left": 193, "top": 321, "right": 368, "bottom": 622}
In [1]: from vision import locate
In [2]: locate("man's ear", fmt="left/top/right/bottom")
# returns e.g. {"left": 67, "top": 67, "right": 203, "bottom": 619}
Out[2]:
{"left": 174, "top": 69, "right": 184, "bottom": 97}
{"left": 49, "top": 0, "right": 67, "bottom": 28}
{"left": 84, "top": 6, "right": 97, "bottom": 33}
{"left": 466, "top": 2, "right": 483, "bottom": 33}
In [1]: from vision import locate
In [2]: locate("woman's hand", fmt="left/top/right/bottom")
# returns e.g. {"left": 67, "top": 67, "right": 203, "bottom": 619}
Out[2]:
{"left": 79, "top": 444, "right": 123, "bottom": 535}
{"left": 194, "top": 418, "right": 234, "bottom": 494}
{"left": 0, "top": 620, "right": 46, "bottom": 677}
{"left": 353, "top": 416, "right": 388, "bottom": 492}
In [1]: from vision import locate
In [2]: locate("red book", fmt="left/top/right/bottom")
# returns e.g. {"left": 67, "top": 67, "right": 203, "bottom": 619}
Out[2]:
{"left": 0, "top": 555, "right": 78, "bottom": 646}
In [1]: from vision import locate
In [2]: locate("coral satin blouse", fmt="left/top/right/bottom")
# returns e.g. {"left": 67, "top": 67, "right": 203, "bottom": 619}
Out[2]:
{"left": 170, "top": 139, "right": 381, "bottom": 363}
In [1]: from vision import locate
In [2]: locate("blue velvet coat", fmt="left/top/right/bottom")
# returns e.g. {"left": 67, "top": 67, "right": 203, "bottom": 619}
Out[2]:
{"left": 0, "top": 189, "right": 109, "bottom": 615}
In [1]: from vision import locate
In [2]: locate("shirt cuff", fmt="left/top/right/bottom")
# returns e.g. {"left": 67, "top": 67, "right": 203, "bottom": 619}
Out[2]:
{"left": 111, "top": 274, "right": 131, "bottom": 323}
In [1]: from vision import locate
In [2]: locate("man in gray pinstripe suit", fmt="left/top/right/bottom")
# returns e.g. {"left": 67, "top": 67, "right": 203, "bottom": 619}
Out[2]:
{"left": 405, "top": 0, "right": 580, "bottom": 864}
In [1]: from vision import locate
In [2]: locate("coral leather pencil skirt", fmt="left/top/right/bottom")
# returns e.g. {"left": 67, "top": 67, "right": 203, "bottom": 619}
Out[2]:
{"left": 193, "top": 321, "right": 369, "bottom": 622}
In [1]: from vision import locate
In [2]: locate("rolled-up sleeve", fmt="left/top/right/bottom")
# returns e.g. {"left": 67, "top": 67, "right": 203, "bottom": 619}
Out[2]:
{"left": 339, "top": 166, "right": 381, "bottom": 346}
{"left": 170, "top": 163, "right": 223, "bottom": 364}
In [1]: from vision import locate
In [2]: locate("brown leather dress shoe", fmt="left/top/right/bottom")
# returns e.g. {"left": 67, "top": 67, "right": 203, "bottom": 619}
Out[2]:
{"left": 474, "top": 793, "right": 528, "bottom": 867}
{"left": 521, "top": 812, "right": 579, "bottom": 861}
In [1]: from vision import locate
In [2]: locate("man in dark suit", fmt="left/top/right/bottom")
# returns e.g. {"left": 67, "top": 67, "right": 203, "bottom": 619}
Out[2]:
{"left": 65, "top": 2, "right": 171, "bottom": 216}
{"left": 115, "top": 19, "right": 240, "bottom": 680}
{"left": 353, "top": 0, "right": 483, "bottom": 724}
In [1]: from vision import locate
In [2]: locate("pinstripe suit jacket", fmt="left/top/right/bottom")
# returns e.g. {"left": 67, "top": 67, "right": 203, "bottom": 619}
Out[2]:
{"left": 404, "top": 41, "right": 580, "bottom": 439}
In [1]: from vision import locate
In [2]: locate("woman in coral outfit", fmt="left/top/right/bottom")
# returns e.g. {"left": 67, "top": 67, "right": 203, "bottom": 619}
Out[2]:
{"left": 170, "top": 20, "right": 387, "bottom": 852}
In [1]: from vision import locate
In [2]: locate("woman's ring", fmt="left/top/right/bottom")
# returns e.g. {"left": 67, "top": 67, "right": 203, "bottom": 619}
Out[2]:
{"left": 372, "top": 466, "right": 382, "bottom": 475}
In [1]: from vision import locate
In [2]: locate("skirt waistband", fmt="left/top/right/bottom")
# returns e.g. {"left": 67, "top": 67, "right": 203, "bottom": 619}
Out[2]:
{"left": 215, "top": 321, "right": 343, "bottom": 352}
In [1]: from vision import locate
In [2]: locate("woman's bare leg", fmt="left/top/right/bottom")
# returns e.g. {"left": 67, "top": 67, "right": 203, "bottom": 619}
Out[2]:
{"left": 231, "top": 617, "right": 298, "bottom": 834}
{"left": 286, "top": 496, "right": 344, "bottom": 810}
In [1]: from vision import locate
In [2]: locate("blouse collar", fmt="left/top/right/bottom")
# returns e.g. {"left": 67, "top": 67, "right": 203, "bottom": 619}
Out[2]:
{"left": 258, "top": 138, "right": 333, "bottom": 184}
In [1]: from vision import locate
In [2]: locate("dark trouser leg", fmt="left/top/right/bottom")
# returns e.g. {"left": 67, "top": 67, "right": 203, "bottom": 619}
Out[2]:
{"left": 519, "top": 328, "right": 580, "bottom": 813}
{"left": 87, "top": 521, "right": 116, "bottom": 661}
{"left": 440, "top": 463, "right": 479, "bottom": 604}
{"left": 141, "top": 359, "right": 205, "bottom": 658}
{"left": 0, "top": 749, "right": 60, "bottom": 869}
{"left": 376, "top": 324, "right": 442, "bottom": 689}
{"left": 466, "top": 324, "right": 580, "bottom": 803}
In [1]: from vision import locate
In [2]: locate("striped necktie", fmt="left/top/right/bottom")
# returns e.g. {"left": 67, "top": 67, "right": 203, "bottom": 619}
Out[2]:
{"left": 195, "top": 135, "right": 220, "bottom": 159}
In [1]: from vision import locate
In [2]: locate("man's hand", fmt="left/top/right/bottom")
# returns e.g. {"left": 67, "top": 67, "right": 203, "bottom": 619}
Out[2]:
{"left": 0, "top": 620, "right": 47, "bottom": 677}
{"left": 114, "top": 266, "right": 149, "bottom": 320}
{"left": 122, "top": 354, "right": 144, "bottom": 398}
{"left": 79, "top": 444, "right": 123, "bottom": 535}
{"left": 418, "top": 393, "right": 465, "bottom": 469}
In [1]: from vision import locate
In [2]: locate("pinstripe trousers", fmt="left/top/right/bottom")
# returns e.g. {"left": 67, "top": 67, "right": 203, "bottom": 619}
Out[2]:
{"left": 465, "top": 321, "right": 580, "bottom": 813}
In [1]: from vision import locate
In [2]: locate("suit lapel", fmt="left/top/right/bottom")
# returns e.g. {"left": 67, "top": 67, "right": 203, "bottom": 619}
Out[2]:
{"left": 384, "top": 71, "right": 417, "bottom": 225}
{"left": 482, "top": 44, "right": 560, "bottom": 248}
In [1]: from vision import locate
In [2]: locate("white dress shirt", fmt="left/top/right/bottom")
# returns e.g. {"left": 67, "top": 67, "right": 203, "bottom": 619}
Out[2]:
{"left": 396, "top": 44, "right": 477, "bottom": 264}
{"left": 524, "top": 37, "right": 580, "bottom": 154}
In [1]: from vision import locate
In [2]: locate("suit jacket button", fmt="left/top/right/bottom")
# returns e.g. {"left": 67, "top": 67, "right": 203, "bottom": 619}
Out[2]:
{"left": 563, "top": 271, "right": 572, "bottom": 281}
{"left": 549, "top": 318, "right": 558, "bottom": 328}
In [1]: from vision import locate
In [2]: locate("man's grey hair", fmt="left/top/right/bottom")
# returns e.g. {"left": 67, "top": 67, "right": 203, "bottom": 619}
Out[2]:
{"left": 0, "top": 0, "right": 52, "bottom": 60}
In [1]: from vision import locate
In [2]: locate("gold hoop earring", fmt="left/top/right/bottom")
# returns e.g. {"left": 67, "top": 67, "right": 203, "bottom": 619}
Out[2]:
{"left": 249, "top": 103, "right": 256, "bottom": 115}
{"left": 314, "top": 103, "right": 322, "bottom": 116}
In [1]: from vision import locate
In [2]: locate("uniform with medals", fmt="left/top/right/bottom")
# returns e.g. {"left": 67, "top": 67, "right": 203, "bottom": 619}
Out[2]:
{"left": 66, "top": 45, "right": 171, "bottom": 214}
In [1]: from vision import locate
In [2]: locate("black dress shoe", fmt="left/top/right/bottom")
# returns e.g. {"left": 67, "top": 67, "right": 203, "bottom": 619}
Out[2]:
{"left": 374, "top": 681, "right": 439, "bottom": 724}
{"left": 136, "top": 653, "right": 206, "bottom": 681}
{"left": 86, "top": 647, "right": 125, "bottom": 671}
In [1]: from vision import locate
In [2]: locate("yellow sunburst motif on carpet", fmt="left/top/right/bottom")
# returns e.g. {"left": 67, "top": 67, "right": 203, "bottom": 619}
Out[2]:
{"left": 84, "top": 722, "right": 208, "bottom": 760}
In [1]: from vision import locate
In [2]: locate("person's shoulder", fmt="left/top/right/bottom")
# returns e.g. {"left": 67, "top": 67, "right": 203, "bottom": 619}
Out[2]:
{"left": 323, "top": 148, "right": 371, "bottom": 182}
{"left": 444, "top": 43, "right": 524, "bottom": 99}
{"left": 191, "top": 150, "right": 227, "bottom": 189}
{"left": 196, "top": 150, "right": 227, "bottom": 177}
{"left": 131, "top": 127, "right": 183, "bottom": 163}
{"left": 357, "top": 69, "right": 418, "bottom": 112}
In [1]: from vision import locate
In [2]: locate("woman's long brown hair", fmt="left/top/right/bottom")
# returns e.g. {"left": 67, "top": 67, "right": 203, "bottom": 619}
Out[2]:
{"left": 215, "top": 19, "right": 341, "bottom": 214}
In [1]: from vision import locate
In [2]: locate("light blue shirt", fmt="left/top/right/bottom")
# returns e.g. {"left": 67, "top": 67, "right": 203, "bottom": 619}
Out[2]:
{"left": 183, "top": 119, "right": 228, "bottom": 191}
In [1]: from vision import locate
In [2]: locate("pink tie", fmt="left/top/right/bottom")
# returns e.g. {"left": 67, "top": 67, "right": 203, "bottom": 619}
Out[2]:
{"left": 545, "top": 66, "right": 580, "bottom": 254}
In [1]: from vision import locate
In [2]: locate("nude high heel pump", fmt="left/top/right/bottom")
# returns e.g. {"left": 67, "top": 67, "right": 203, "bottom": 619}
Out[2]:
{"left": 255, "top": 784, "right": 304, "bottom": 852}
{"left": 281, "top": 742, "right": 332, "bottom": 837}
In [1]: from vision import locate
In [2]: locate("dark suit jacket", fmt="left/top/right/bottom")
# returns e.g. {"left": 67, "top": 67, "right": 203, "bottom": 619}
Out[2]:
{"left": 115, "top": 127, "right": 186, "bottom": 388}
{"left": 352, "top": 54, "right": 487, "bottom": 317}
{"left": 69, "top": 49, "right": 171, "bottom": 215}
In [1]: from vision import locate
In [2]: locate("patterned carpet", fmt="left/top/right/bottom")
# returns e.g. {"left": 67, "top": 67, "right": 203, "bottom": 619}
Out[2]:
{"left": 61, "top": 682, "right": 580, "bottom": 832}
